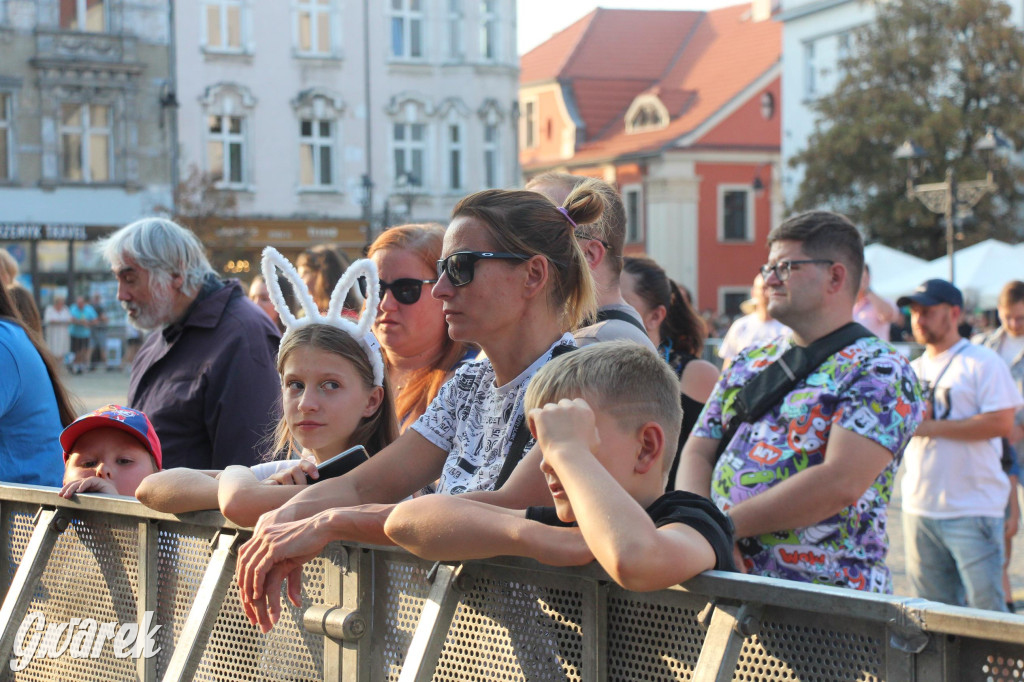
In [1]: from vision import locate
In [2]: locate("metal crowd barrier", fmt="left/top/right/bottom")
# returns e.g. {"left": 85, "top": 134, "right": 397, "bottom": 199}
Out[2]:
{"left": 2, "top": 484, "right": 1024, "bottom": 681}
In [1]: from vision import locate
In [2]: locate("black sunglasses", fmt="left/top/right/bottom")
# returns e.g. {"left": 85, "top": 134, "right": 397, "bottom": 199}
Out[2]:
{"left": 435, "top": 251, "right": 529, "bottom": 287}
{"left": 358, "top": 277, "right": 437, "bottom": 305}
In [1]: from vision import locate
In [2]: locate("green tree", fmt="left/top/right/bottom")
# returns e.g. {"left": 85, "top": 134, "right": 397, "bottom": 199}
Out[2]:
{"left": 791, "top": 0, "right": 1024, "bottom": 257}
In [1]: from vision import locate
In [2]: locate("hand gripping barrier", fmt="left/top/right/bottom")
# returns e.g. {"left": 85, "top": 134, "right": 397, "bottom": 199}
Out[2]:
{"left": 2, "top": 483, "right": 1024, "bottom": 681}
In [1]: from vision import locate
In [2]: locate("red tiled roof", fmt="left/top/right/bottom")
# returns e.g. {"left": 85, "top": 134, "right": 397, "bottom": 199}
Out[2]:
{"left": 520, "top": 3, "right": 781, "bottom": 169}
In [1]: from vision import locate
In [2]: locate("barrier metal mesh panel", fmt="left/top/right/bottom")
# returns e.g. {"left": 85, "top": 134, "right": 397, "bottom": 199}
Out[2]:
{"left": 7, "top": 508, "right": 140, "bottom": 681}
{"left": 607, "top": 591, "right": 707, "bottom": 681}
{"left": 731, "top": 607, "right": 882, "bottom": 681}
{"left": 154, "top": 525, "right": 325, "bottom": 681}
{"left": 433, "top": 574, "right": 585, "bottom": 681}
{"left": 379, "top": 556, "right": 432, "bottom": 680}
{"left": 960, "top": 637, "right": 1024, "bottom": 682}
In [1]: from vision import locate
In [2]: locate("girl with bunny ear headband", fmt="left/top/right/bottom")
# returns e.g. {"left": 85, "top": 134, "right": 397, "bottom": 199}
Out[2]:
{"left": 134, "top": 248, "right": 399, "bottom": 529}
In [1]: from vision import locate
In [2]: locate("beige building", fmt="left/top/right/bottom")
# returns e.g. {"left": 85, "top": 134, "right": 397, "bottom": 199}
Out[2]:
{"left": 172, "top": 0, "right": 520, "bottom": 268}
{"left": 0, "top": 0, "right": 173, "bottom": 305}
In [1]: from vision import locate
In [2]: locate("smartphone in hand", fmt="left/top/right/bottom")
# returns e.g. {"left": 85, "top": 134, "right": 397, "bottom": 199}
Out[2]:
{"left": 305, "top": 445, "right": 370, "bottom": 484}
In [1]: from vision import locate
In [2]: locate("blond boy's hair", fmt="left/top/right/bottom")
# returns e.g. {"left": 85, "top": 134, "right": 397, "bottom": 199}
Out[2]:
{"left": 525, "top": 341, "right": 682, "bottom": 478}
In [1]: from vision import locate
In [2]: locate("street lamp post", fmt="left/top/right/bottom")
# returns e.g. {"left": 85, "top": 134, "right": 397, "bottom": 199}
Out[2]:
{"left": 893, "top": 129, "right": 1007, "bottom": 284}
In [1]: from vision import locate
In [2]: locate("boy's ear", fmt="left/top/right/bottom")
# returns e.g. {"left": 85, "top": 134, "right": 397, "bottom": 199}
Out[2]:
{"left": 634, "top": 421, "right": 664, "bottom": 475}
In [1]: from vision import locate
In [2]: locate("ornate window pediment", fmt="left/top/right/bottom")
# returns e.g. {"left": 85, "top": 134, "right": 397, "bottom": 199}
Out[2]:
{"left": 625, "top": 95, "right": 668, "bottom": 134}
{"left": 291, "top": 88, "right": 345, "bottom": 119}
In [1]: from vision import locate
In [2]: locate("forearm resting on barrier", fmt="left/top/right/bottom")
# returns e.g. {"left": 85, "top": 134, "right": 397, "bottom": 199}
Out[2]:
{"left": 135, "top": 468, "right": 220, "bottom": 513}
{"left": 218, "top": 466, "right": 310, "bottom": 528}
{"left": 385, "top": 495, "right": 592, "bottom": 566}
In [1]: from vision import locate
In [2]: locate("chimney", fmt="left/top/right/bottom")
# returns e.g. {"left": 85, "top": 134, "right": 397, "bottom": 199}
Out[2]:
{"left": 751, "top": 0, "right": 777, "bottom": 22}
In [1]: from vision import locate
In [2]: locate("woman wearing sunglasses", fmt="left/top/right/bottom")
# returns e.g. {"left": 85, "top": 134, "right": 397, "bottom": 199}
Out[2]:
{"left": 366, "top": 223, "right": 472, "bottom": 431}
{"left": 236, "top": 184, "right": 604, "bottom": 631}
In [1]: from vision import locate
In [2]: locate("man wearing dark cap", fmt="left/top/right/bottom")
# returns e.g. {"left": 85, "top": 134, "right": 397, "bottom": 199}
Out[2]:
{"left": 899, "top": 278, "right": 1023, "bottom": 611}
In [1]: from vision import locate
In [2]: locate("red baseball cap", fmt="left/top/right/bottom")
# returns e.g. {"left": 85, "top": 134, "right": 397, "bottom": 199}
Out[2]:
{"left": 60, "top": 405, "right": 162, "bottom": 470}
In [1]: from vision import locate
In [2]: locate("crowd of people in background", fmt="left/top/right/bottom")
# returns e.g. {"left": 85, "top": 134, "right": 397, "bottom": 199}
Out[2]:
{"left": 2, "top": 173, "right": 1024, "bottom": 636}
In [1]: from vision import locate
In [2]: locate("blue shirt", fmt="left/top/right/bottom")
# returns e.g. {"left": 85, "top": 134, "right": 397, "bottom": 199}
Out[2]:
{"left": 69, "top": 303, "right": 96, "bottom": 339}
{"left": 0, "top": 320, "right": 65, "bottom": 486}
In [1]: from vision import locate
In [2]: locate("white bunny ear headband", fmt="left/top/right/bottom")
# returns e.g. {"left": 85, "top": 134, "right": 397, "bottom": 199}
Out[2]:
{"left": 261, "top": 246, "right": 385, "bottom": 387}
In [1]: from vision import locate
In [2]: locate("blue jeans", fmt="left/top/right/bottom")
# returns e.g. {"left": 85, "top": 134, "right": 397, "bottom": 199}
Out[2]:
{"left": 902, "top": 513, "right": 1007, "bottom": 612}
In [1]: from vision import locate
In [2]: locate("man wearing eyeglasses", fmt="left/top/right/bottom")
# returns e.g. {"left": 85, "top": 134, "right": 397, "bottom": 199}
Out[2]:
{"left": 677, "top": 211, "right": 924, "bottom": 593}
{"left": 899, "top": 279, "right": 1022, "bottom": 611}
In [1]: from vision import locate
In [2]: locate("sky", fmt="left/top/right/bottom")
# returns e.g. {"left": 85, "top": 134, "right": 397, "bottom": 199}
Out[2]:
{"left": 517, "top": 0, "right": 746, "bottom": 55}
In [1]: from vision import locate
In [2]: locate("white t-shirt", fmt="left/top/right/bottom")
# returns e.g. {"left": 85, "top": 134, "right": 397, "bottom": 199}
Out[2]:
{"left": 997, "top": 333, "right": 1024, "bottom": 367}
{"left": 902, "top": 340, "right": 1024, "bottom": 518}
{"left": 412, "top": 333, "right": 576, "bottom": 495}
{"left": 248, "top": 454, "right": 316, "bottom": 481}
{"left": 717, "top": 314, "right": 790, "bottom": 361}
{"left": 573, "top": 303, "right": 656, "bottom": 350}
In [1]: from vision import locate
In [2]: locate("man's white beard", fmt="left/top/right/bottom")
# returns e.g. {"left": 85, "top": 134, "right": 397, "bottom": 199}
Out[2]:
{"left": 122, "top": 280, "right": 176, "bottom": 331}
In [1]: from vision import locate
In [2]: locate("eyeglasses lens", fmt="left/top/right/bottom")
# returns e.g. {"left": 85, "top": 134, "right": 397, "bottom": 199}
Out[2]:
{"left": 391, "top": 280, "right": 423, "bottom": 305}
{"left": 447, "top": 254, "right": 473, "bottom": 287}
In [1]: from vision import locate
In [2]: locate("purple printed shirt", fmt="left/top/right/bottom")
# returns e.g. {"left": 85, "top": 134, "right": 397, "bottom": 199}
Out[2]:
{"left": 693, "top": 335, "right": 923, "bottom": 592}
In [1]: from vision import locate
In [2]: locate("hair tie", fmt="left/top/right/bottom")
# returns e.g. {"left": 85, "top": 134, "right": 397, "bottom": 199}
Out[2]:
{"left": 556, "top": 206, "right": 578, "bottom": 229}
{"left": 261, "top": 246, "right": 385, "bottom": 386}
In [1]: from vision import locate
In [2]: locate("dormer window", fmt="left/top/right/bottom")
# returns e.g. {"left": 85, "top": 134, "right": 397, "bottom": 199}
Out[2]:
{"left": 625, "top": 97, "right": 669, "bottom": 134}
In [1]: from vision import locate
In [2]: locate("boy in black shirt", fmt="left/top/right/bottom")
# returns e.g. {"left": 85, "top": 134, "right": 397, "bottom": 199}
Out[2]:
{"left": 385, "top": 341, "right": 735, "bottom": 591}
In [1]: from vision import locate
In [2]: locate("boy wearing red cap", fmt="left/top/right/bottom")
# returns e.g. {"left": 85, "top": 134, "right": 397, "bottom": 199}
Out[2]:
{"left": 59, "top": 404, "right": 162, "bottom": 498}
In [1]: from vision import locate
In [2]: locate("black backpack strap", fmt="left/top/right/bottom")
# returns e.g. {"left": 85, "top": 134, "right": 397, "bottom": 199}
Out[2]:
{"left": 714, "top": 322, "right": 873, "bottom": 460}
{"left": 595, "top": 308, "right": 647, "bottom": 335}
{"left": 494, "top": 344, "right": 577, "bottom": 490}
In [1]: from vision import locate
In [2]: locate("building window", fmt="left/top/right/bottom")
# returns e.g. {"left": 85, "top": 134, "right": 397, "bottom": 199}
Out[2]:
{"left": 60, "top": 104, "right": 111, "bottom": 183}
{"left": 719, "top": 186, "right": 754, "bottom": 242}
{"left": 204, "top": 0, "right": 244, "bottom": 52}
{"left": 60, "top": 0, "right": 105, "bottom": 32}
{"left": 393, "top": 122, "right": 425, "bottom": 186}
{"left": 0, "top": 93, "right": 10, "bottom": 181}
{"left": 390, "top": 0, "right": 424, "bottom": 60}
{"left": 804, "top": 40, "right": 816, "bottom": 99}
{"left": 207, "top": 114, "right": 245, "bottom": 185}
{"left": 445, "top": 124, "right": 464, "bottom": 191}
{"left": 294, "top": 0, "right": 335, "bottom": 56}
{"left": 483, "top": 123, "right": 499, "bottom": 188}
{"left": 523, "top": 100, "right": 537, "bottom": 149}
{"left": 628, "top": 104, "right": 664, "bottom": 132}
{"left": 721, "top": 288, "right": 749, "bottom": 317}
{"left": 447, "top": 0, "right": 463, "bottom": 60}
{"left": 624, "top": 186, "right": 643, "bottom": 243}
{"left": 480, "top": 0, "right": 498, "bottom": 61}
{"left": 299, "top": 119, "right": 333, "bottom": 188}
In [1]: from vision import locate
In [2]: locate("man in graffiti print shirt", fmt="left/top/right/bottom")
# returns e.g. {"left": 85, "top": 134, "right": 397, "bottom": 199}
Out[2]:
{"left": 679, "top": 211, "right": 923, "bottom": 592}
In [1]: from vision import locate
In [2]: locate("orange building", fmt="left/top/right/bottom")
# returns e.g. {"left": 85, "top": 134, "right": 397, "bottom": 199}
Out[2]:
{"left": 519, "top": 2, "right": 781, "bottom": 316}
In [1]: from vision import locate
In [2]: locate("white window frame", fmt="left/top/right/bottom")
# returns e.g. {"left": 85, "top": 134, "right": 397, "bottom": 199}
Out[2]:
{"left": 0, "top": 92, "right": 12, "bottom": 182}
{"left": 392, "top": 121, "right": 427, "bottom": 188}
{"left": 719, "top": 286, "right": 750, "bottom": 317}
{"left": 522, "top": 97, "right": 538, "bottom": 149}
{"left": 207, "top": 113, "right": 247, "bottom": 188}
{"left": 293, "top": 0, "right": 339, "bottom": 57}
{"left": 623, "top": 184, "right": 644, "bottom": 244}
{"left": 804, "top": 40, "right": 817, "bottom": 99}
{"left": 60, "top": 0, "right": 107, "bottom": 32}
{"left": 444, "top": 122, "right": 465, "bottom": 192}
{"left": 202, "top": 0, "right": 248, "bottom": 54}
{"left": 717, "top": 184, "right": 755, "bottom": 243}
{"left": 60, "top": 103, "right": 112, "bottom": 183}
{"left": 482, "top": 122, "right": 500, "bottom": 189}
{"left": 480, "top": 0, "right": 499, "bottom": 62}
{"left": 447, "top": 0, "right": 464, "bottom": 61}
{"left": 299, "top": 118, "right": 336, "bottom": 189}
{"left": 390, "top": 0, "right": 425, "bottom": 61}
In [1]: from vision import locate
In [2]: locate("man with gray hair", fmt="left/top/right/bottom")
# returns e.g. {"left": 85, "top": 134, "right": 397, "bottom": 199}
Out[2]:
{"left": 101, "top": 218, "right": 281, "bottom": 470}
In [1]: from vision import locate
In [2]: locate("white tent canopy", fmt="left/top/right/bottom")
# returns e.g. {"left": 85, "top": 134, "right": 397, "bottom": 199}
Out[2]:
{"left": 864, "top": 243, "right": 926, "bottom": 276}
{"left": 873, "top": 239, "right": 1023, "bottom": 309}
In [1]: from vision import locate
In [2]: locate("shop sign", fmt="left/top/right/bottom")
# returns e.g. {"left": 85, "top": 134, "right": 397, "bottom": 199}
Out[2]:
{"left": 0, "top": 224, "right": 96, "bottom": 242}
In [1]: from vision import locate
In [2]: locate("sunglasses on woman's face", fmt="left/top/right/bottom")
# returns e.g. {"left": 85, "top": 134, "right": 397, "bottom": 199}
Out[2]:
{"left": 435, "top": 251, "right": 529, "bottom": 287}
{"left": 359, "top": 277, "right": 438, "bottom": 305}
